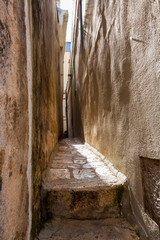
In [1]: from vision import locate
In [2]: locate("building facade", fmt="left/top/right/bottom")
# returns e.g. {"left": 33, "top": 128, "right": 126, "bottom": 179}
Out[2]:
{"left": 63, "top": 42, "right": 71, "bottom": 134}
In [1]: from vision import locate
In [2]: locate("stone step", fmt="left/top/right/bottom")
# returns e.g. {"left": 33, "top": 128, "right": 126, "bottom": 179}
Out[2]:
{"left": 41, "top": 138, "right": 127, "bottom": 220}
{"left": 42, "top": 186, "right": 122, "bottom": 219}
{"left": 38, "top": 217, "right": 139, "bottom": 240}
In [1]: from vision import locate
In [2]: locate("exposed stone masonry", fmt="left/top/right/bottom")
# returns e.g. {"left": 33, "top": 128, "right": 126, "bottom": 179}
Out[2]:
{"left": 0, "top": 20, "right": 11, "bottom": 65}
{"left": 141, "top": 157, "right": 160, "bottom": 228}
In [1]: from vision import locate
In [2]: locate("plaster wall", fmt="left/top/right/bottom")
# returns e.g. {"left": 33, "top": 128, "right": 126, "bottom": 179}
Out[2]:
{"left": 67, "top": 86, "right": 73, "bottom": 138}
{"left": 64, "top": 52, "right": 71, "bottom": 91}
{"left": 63, "top": 51, "right": 71, "bottom": 132}
{"left": 30, "top": 0, "right": 66, "bottom": 238}
{"left": 0, "top": 1, "right": 28, "bottom": 239}
{"left": 72, "top": 0, "right": 160, "bottom": 238}
{"left": 0, "top": 0, "right": 66, "bottom": 239}
{"left": 58, "top": 9, "right": 68, "bottom": 136}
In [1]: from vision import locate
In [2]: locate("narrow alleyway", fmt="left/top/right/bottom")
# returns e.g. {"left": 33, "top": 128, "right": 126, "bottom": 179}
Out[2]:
{"left": 1, "top": 0, "right": 159, "bottom": 239}
{"left": 38, "top": 139, "right": 139, "bottom": 240}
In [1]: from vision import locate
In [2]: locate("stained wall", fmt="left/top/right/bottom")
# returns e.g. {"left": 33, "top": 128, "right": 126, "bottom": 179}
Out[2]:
{"left": 71, "top": 0, "right": 160, "bottom": 239}
{"left": 31, "top": 0, "right": 67, "bottom": 238}
{"left": 0, "top": 0, "right": 29, "bottom": 239}
{"left": 0, "top": 0, "right": 66, "bottom": 239}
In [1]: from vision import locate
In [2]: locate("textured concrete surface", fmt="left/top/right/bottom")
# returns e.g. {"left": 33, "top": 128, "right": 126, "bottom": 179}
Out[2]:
{"left": 42, "top": 139, "right": 127, "bottom": 220}
{"left": 71, "top": 0, "right": 160, "bottom": 239}
{"left": 38, "top": 217, "right": 139, "bottom": 240}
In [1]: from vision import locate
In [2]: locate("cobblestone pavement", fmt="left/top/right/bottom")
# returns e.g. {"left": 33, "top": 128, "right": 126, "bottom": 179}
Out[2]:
{"left": 43, "top": 138, "right": 127, "bottom": 190}
{"left": 39, "top": 138, "right": 140, "bottom": 240}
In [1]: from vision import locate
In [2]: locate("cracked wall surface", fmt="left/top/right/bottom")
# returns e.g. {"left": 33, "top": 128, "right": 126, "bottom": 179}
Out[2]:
{"left": 71, "top": 0, "right": 160, "bottom": 239}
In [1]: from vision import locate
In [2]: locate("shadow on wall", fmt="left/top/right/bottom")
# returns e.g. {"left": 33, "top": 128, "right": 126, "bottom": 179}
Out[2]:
{"left": 31, "top": 0, "right": 66, "bottom": 238}
{"left": 73, "top": 91, "right": 85, "bottom": 141}
{"left": 141, "top": 157, "right": 160, "bottom": 228}
{"left": 119, "top": 40, "right": 131, "bottom": 106}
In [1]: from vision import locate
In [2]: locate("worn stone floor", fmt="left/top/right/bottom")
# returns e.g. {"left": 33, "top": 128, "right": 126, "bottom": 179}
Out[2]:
{"left": 39, "top": 138, "right": 140, "bottom": 240}
{"left": 43, "top": 138, "right": 127, "bottom": 191}
{"left": 38, "top": 218, "right": 139, "bottom": 240}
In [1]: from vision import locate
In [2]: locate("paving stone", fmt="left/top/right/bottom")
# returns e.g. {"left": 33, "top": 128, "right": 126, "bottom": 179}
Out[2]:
{"left": 52, "top": 158, "right": 73, "bottom": 163}
{"left": 51, "top": 163, "right": 81, "bottom": 169}
{"left": 73, "top": 169, "right": 96, "bottom": 179}
{"left": 82, "top": 163, "right": 92, "bottom": 168}
{"left": 87, "top": 162, "right": 105, "bottom": 168}
{"left": 72, "top": 155, "right": 86, "bottom": 159}
{"left": 49, "top": 180, "right": 112, "bottom": 190}
{"left": 95, "top": 167, "right": 118, "bottom": 180}
{"left": 39, "top": 218, "right": 139, "bottom": 240}
{"left": 43, "top": 137, "right": 127, "bottom": 194}
{"left": 40, "top": 139, "right": 138, "bottom": 240}
{"left": 58, "top": 146, "right": 69, "bottom": 151}
{"left": 73, "top": 159, "right": 86, "bottom": 164}
{"left": 48, "top": 169, "right": 70, "bottom": 180}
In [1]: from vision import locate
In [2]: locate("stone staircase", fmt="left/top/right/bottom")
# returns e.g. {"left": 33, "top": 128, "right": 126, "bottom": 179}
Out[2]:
{"left": 38, "top": 139, "right": 139, "bottom": 240}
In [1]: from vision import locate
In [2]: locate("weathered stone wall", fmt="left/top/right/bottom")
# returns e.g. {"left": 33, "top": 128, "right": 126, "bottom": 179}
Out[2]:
{"left": 141, "top": 157, "right": 160, "bottom": 228}
{"left": 72, "top": 0, "right": 160, "bottom": 238}
{"left": 0, "top": 0, "right": 65, "bottom": 239}
{"left": 0, "top": 0, "right": 29, "bottom": 239}
{"left": 30, "top": 0, "right": 65, "bottom": 238}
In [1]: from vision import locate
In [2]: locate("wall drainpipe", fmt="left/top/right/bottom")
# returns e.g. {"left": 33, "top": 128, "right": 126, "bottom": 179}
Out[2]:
{"left": 65, "top": 90, "right": 69, "bottom": 138}
{"left": 25, "top": 0, "right": 33, "bottom": 239}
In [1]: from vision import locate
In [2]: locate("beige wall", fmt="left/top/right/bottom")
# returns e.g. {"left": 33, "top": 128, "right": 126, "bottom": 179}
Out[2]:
{"left": 31, "top": 1, "right": 67, "bottom": 238}
{"left": 0, "top": 0, "right": 67, "bottom": 239}
{"left": 0, "top": 1, "right": 29, "bottom": 239}
{"left": 64, "top": 52, "right": 71, "bottom": 90}
{"left": 59, "top": 10, "right": 68, "bottom": 135}
{"left": 63, "top": 51, "right": 71, "bottom": 132}
{"left": 71, "top": 0, "right": 160, "bottom": 239}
